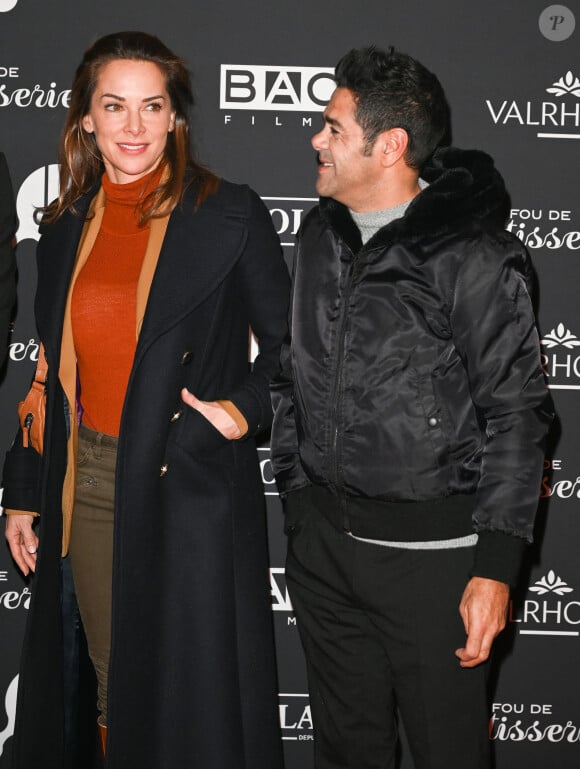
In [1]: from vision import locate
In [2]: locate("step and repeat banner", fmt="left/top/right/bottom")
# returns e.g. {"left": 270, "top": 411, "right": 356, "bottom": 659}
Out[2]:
{"left": 0, "top": 1, "right": 578, "bottom": 767}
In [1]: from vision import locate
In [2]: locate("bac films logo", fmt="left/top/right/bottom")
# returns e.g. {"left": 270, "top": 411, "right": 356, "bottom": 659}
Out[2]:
{"left": 220, "top": 64, "right": 335, "bottom": 127}
{"left": 486, "top": 69, "right": 580, "bottom": 141}
{"left": 510, "top": 570, "right": 580, "bottom": 638}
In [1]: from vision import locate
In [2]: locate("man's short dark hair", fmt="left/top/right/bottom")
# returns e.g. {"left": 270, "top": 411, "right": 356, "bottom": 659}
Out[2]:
{"left": 334, "top": 46, "right": 451, "bottom": 169}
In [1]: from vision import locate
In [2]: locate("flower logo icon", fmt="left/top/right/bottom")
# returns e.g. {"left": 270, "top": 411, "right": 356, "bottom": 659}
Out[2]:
{"left": 546, "top": 71, "right": 580, "bottom": 97}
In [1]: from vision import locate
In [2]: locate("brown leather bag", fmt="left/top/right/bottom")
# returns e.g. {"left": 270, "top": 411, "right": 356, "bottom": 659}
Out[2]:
{"left": 17, "top": 342, "right": 47, "bottom": 455}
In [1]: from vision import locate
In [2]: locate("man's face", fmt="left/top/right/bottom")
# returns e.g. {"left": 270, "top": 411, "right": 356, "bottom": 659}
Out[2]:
{"left": 311, "top": 87, "right": 384, "bottom": 211}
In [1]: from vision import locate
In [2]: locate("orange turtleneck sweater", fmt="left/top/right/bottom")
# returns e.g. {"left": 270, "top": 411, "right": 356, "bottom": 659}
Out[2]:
{"left": 71, "top": 166, "right": 162, "bottom": 436}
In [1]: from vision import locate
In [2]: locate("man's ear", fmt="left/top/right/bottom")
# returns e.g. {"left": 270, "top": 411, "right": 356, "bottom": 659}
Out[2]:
{"left": 378, "top": 127, "right": 409, "bottom": 167}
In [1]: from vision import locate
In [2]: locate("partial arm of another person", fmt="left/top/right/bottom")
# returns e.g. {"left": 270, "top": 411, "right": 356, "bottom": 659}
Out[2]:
{"left": 0, "top": 152, "right": 17, "bottom": 366}
{"left": 3, "top": 414, "right": 43, "bottom": 576}
{"left": 450, "top": 232, "right": 553, "bottom": 666}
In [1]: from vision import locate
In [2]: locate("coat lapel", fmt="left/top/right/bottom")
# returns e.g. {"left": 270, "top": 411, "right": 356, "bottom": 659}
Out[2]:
{"left": 134, "top": 187, "right": 248, "bottom": 361}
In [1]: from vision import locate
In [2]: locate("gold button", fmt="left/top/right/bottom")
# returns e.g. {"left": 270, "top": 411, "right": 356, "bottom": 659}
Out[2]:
{"left": 160, "top": 464, "right": 169, "bottom": 477}
{"left": 170, "top": 410, "right": 183, "bottom": 422}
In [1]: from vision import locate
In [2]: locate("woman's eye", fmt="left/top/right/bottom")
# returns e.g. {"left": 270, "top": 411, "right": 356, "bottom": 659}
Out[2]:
{"left": 146, "top": 102, "right": 163, "bottom": 111}
{"left": 104, "top": 103, "right": 122, "bottom": 112}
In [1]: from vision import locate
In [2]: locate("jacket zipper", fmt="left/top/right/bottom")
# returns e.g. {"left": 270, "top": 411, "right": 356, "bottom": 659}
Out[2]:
{"left": 329, "top": 251, "right": 359, "bottom": 530}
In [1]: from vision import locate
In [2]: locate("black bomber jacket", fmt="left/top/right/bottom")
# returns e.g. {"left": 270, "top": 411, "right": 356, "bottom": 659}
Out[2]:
{"left": 271, "top": 147, "right": 554, "bottom": 584}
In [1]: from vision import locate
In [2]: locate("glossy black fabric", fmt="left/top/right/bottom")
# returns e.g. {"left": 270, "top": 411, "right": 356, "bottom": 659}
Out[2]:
{"left": 271, "top": 148, "right": 553, "bottom": 548}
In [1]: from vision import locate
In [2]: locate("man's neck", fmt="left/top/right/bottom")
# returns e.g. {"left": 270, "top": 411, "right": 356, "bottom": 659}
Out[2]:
{"left": 349, "top": 173, "right": 421, "bottom": 213}
{"left": 350, "top": 178, "right": 428, "bottom": 244}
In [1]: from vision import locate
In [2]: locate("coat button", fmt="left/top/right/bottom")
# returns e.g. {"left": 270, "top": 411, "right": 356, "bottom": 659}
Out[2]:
{"left": 180, "top": 351, "right": 193, "bottom": 365}
{"left": 160, "top": 463, "right": 169, "bottom": 477}
{"left": 170, "top": 410, "right": 183, "bottom": 422}
{"left": 428, "top": 417, "right": 438, "bottom": 427}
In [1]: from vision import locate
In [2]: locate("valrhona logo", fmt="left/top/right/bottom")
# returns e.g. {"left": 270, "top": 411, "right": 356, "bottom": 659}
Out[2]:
{"left": 490, "top": 700, "right": 580, "bottom": 743}
{"left": 510, "top": 571, "right": 580, "bottom": 637}
{"left": 540, "top": 323, "right": 580, "bottom": 390}
{"left": 486, "top": 70, "right": 580, "bottom": 140}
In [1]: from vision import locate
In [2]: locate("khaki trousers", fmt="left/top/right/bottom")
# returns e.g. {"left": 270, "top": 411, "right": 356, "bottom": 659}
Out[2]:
{"left": 69, "top": 423, "right": 117, "bottom": 726}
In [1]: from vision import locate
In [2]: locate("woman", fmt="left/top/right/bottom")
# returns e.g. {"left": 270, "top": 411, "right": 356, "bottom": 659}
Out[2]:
{"left": 3, "top": 31, "right": 288, "bottom": 769}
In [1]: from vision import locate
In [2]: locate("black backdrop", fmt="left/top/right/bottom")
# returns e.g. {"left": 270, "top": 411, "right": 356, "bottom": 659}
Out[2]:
{"left": 1, "top": 1, "right": 579, "bottom": 766}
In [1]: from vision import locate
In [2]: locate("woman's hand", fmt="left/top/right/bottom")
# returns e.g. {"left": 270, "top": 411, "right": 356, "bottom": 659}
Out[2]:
{"left": 5, "top": 513, "right": 38, "bottom": 575}
{"left": 181, "top": 388, "right": 242, "bottom": 440}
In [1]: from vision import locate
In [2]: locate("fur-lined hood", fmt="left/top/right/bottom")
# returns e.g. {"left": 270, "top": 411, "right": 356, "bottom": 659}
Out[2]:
{"left": 317, "top": 147, "right": 510, "bottom": 252}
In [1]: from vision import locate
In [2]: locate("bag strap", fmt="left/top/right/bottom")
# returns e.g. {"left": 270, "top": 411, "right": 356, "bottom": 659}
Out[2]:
{"left": 34, "top": 342, "right": 48, "bottom": 385}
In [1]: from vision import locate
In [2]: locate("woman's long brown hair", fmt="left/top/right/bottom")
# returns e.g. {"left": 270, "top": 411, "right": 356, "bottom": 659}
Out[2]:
{"left": 44, "top": 31, "right": 218, "bottom": 224}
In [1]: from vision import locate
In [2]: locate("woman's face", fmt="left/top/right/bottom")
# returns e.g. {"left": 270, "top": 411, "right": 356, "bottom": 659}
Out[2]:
{"left": 82, "top": 58, "right": 176, "bottom": 184}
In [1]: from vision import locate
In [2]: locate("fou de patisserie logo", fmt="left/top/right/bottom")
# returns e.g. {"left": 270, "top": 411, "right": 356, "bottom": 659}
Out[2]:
{"left": 506, "top": 206, "right": 579, "bottom": 252}
{"left": 490, "top": 699, "right": 580, "bottom": 744}
{"left": 540, "top": 323, "right": 580, "bottom": 390}
{"left": 540, "top": 458, "right": 580, "bottom": 501}
{"left": 509, "top": 570, "right": 580, "bottom": 638}
{"left": 0, "top": 65, "right": 70, "bottom": 108}
{"left": 486, "top": 70, "right": 580, "bottom": 140}
{"left": 220, "top": 64, "right": 335, "bottom": 128}
{"left": 0, "top": 568, "right": 31, "bottom": 612}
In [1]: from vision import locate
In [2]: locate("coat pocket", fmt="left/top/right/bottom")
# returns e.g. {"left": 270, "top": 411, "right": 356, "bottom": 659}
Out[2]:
{"left": 171, "top": 404, "right": 232, "bottom": 458}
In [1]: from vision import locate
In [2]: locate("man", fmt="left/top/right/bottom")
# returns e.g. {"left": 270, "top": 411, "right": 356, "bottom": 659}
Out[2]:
{"left": 271, "top": 46, "right": 552, "bottom": 769}
{"left": 0, "top": 152, "right": 17, "bottom": 366}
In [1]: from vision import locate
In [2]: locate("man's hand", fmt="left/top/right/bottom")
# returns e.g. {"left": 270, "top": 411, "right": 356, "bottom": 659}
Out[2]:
{"left": 455, "top": 576, "right": 510, "bottom": 668}
{"left": 5, "top": 514, "right": 38, "bottom": 576}
{"left": 181, "top": 388, "right": 242, "bottom": 440}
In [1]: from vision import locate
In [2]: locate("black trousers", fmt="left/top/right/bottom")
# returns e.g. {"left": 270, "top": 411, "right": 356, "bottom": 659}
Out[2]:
{"left": 285, "top": 489, "right": 491, "bottom": 769}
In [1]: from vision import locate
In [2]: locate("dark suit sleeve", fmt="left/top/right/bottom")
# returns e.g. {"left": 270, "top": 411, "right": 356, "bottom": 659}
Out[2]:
{"left": 0, "top": 152, "right": 17, "bottom": 366}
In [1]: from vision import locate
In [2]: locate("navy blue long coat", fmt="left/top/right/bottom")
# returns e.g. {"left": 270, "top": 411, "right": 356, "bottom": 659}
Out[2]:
{"left": 4, "top": 177, "right": 289, "bottom": 769}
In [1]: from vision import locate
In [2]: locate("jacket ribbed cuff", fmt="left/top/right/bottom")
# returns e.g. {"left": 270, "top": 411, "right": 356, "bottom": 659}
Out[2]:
{"left": 471, "top": 530, "right": 528, "bottom": 587}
